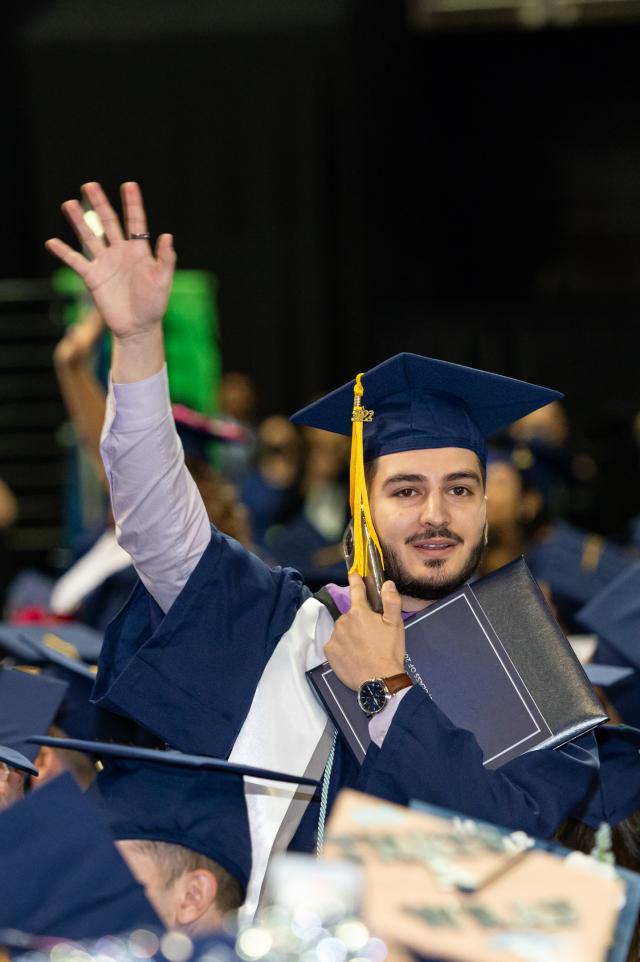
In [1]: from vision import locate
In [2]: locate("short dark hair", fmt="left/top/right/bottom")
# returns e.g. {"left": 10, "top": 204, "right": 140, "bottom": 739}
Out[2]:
{"left": 130, "top": 839, "right": 244, "bottom": 914}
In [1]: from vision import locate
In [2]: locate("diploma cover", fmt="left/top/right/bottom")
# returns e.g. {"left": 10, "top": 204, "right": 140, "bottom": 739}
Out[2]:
{"left": 307, "top": 557, "right": 607, "bottom": 767}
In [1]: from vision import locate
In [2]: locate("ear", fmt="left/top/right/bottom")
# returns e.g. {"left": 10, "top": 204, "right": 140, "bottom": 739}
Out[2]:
{"left": 32, "top": 746, "right": 66, "bottom": 787}
{"left": 175, "top": 869, "right": 219, "bottom": 927}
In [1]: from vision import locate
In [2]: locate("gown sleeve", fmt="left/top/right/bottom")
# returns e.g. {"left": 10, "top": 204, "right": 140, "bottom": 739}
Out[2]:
{"left": 358, "top": 685, "right": 599, "bottom": 838}
{"left": 91, "top": 526, "right": 311, "bottom": 756}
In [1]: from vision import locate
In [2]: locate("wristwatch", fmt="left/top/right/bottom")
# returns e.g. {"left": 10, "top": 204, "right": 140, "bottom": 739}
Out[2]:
{"left": 357, "top": 672, "right": 412, "bottom": 717}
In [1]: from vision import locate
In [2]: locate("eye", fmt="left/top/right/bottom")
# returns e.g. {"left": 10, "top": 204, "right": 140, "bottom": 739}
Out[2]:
{"left": 392, "top": 487, "right": 418, "bottom": 498}
{"left": 450, "top": 485, "right": 472, "bottom": 497}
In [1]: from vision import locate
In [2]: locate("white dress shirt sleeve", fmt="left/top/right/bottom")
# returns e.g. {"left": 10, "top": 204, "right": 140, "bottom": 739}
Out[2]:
{"left": 368, "top": 686, "right": 412, "bottom": 747}
{"left": 100, "top": 366, "right": 211, "bottom": 613}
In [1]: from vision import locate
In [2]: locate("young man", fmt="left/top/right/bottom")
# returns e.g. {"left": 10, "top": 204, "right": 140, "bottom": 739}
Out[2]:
{"left": 46, "top": 183, "right": 598, "bottom": 912}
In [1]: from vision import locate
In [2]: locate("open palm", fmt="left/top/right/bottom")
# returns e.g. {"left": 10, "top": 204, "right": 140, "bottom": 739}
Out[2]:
{"left": 45, "top": 182, "right": 175, "bottom": 340}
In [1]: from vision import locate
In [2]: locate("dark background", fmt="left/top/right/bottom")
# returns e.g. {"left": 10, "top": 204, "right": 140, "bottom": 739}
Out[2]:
{"left": 1, "top": 0, "right": 640, "bottom": 570}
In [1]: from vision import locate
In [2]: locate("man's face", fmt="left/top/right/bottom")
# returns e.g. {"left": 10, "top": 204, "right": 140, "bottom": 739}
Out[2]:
{"left": 369, "top": 447, "right": 487, "bottom": 607}
{"left": 116, "top": 840, "right": 179, "bottom": 929}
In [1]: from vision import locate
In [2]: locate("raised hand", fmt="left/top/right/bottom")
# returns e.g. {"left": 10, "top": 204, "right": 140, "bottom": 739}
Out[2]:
{"left": 45, "top": 182, "right": 175, "bottom": 342}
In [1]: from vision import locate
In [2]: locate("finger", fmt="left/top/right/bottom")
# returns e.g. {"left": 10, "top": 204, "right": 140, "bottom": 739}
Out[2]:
{"left": 60, "top": 199, "right": 105, "bottom": 258}
{"left": 81, "top": 182, "right": 124, "bottom": 243}
{"left": 348, "top": 571, "right": 370, "bottom": 609}
{"left": 381, "top": 580, "right": 403, "bottom": 626}
{"left": 120, "top": 181, "right": 149, "bottom": 241}
{"left": 155, "top": 233, "right": 176, "bottom": 281}
{"left": 45, "top": 237, "right": 92, "bottom": 280}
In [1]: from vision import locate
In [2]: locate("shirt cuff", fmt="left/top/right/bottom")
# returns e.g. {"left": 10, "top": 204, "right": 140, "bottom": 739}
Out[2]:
{"left": 108, "top": 365, "right": 172, "bottom": 433}
{"left": 368, "top": 686, "right": 412, "bottom": 747}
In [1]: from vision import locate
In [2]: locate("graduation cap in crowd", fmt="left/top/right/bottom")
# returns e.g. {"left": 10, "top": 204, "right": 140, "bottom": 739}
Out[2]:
{"left": 29, "top": 736, "right": 319, "bottom": 899}
{"left": 0, "top": 772, "right": 161, "bottom": 938}
{"left": 291, "top": 353, "right": 561, "bottom": 577}
{"left": 525, "top": 521, "right": 631, "bottom": 627}
{"left": 0, "top": 629, "right": 132, "bottom": 743}
{"left": 576, "top": 561, "right": 640, "bottom": 727}
{"left": 572, "top": 725, "right": 640, "bottom": 829}
{"left": 0, "top": 666, "right": 68, "bottom": 765}
{"left": 0, "top": 622, "right": 103, "bottom": 663}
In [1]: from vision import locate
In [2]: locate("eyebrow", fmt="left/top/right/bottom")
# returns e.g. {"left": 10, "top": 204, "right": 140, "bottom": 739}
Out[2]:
{"left": 382, "top": 471, "right": 482, "bottom": 488}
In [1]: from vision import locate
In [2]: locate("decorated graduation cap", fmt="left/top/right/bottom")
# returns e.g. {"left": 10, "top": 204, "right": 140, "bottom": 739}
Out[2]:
{"left": 0, "top": 772, "right": 161, "bottom": 937}
{"left": 173, "top": 403, "right": 249, "bottom": 462}
{"left": 0, "top": 622, "right": 102, "bottom": 663}
{"left": 0, "top": 666, "right": 68, "bottom": 764}
{"left": 290, "top": 353, "right": 561, "bottom": 578}
{"left": 572, "top": 725, "right": 640, "bottom": 829}
{"left": 29, "top": 736, "right": 319, "bottom": 898}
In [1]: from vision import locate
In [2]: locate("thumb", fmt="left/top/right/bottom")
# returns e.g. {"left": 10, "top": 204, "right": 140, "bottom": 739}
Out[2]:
{"left": 381, "top": 580, "right": 402, "bottom": 626}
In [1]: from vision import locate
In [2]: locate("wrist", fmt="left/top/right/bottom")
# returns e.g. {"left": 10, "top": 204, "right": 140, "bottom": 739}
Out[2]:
{"left": 111, "top": 326, "right": 165, "bottom": 384}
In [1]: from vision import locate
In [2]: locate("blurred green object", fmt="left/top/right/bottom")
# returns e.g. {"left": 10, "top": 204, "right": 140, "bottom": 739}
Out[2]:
{"left": 52, "top": 267, "right": 221, "bottom": 414}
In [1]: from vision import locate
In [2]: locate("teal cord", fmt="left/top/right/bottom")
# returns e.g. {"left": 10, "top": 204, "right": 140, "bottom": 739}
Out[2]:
{"left": 316, "top": 729, "right": 338, "bottom": 855}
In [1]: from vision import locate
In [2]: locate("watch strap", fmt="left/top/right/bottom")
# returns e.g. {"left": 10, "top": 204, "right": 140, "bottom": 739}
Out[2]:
{"left": 383, "top": 672, "right": 413, "bottom": 695}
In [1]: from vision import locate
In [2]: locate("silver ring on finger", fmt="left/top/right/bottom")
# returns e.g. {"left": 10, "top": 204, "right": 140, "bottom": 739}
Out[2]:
{"left": 129, "top": 232, "right": 151, "bottom": 240}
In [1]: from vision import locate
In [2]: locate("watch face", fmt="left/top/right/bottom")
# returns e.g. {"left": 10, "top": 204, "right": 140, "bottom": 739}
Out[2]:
{"left": 358, "top": 679, "right": 387, "bottom": 715}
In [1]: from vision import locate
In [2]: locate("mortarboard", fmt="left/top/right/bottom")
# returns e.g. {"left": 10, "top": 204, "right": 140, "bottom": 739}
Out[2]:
{"left": 0, "top": 744, "right": 38, "bottom": 777}
{"left": 290, "top": 354, "right": 562, "bottom": 466}
{"left": 0, "top": 622, "right": 103, "bottom": 663}
{"left": 584, "top": 663, "right": 634, "bottom": 688}
{"left": 577, "top": 561, "right": 640, "bottom": 668}
{"left": 526, "top": 522, "right": 631, "bottom": 622}
{"left": 576, "top": 563, "right": 640, "bottom": 726}
{"left": 0, "top": 667, "right": 68, "bottom": 763}
{"left": 290, "top": 354, "right": 561, "bottom": 577}
{"left": 10, "top": 632, "right": 114, "bottom": 742}
{"left": 572, "top": 724, "right": 640, "bottom": 829}
{"left": 29, "top": 736, "right": 319, "bottom": 898}
{"left": 0, "top": 772, "right": 161, "bottom": 937}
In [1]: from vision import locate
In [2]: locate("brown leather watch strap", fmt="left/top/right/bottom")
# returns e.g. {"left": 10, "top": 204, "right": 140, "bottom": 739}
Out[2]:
{"left": 383, "top": 672, "right": 413, "bottom": 694}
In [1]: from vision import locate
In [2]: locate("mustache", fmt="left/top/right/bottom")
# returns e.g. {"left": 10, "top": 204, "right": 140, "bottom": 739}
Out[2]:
{"left": 405, "top": 527, "right": 464, "bottom": 546}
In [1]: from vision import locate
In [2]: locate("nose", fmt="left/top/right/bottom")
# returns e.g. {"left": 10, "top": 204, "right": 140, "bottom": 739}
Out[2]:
{"left": 418, "top": 489, "right": 451, "bottom": 530}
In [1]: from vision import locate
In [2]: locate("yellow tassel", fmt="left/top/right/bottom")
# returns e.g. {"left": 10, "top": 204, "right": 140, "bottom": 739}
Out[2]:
{"left": 349, "top": 373, "right": 383, "bottom": 576}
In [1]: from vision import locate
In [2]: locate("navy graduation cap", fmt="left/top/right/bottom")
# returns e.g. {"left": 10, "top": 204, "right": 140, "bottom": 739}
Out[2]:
{"left": 526, "top": 521, "right": 631, "bottom": 624}
{"left": 290, "top": 353, "right": 562, "bottom": 465}
{"left": 0, "top": 744, "right": 38, "bottom": 777}
{"left": 29, "top": 736, "right": 319, "bottom": 898}
{"left": 573, "top": 725, "right": 640, "bottom": 830}
{"left": 12, "top": 631, "right": 111, "bottom": 741}
{"left": 0, "top": 772, "right": 161, "bottom": 937}
{"left": 0, "top": 622, "right": 103, "bottom": 663}
{"left": 0, "top": 666, "right": 68, "bottom": 763}
{"left": 577, "top": 561, "right": 640, "bottom": 669}
{"left": 576, "top": 562, "right": 640, "bottom": 726}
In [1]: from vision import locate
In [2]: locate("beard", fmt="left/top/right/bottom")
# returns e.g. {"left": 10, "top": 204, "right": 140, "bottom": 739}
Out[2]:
{"left": 381, "top": 526, "right": 486, "bottom": 602}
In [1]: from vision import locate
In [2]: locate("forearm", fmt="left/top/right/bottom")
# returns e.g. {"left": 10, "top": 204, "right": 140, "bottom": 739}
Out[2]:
{"left": 54, "top": 359, "right": 108, "bottom": 486}
{"left": 100, "top": 365, "right": 211, "bottom": 612}
{"left": 111, "top": 326, "right": 165, "bottom": 383}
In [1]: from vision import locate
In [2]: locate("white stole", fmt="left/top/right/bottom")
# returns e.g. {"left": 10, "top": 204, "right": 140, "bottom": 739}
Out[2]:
{"left": 228, "top": 596, "right": 336, "bottom": 918}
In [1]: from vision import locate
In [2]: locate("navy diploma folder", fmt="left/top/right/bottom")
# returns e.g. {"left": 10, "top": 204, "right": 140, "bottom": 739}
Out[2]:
{"left": 307, "top": 557, "right": 607, "bottom": 767}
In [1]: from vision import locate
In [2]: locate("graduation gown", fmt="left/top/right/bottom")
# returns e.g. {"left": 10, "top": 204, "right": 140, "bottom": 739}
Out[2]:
{"left": 93, "top": 527, "right": 598, "bottom": 901}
